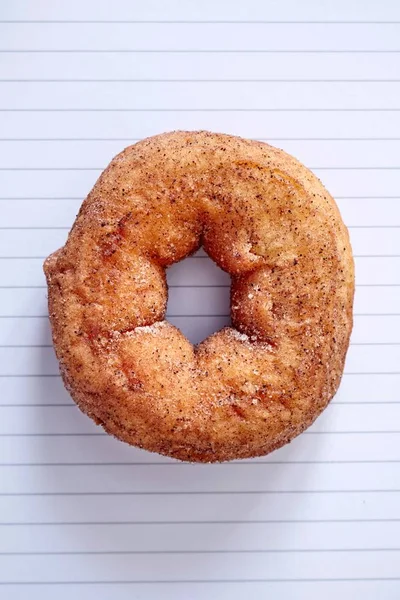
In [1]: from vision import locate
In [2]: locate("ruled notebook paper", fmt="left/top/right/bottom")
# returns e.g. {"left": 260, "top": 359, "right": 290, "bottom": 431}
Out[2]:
{"left": 1, "top": 0, "right": 400, "bottom": 598}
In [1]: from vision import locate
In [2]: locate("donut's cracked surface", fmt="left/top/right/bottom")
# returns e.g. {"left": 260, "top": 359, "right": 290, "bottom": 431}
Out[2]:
{"left": 44, "top": 131, "right": 354, "bottom": 462}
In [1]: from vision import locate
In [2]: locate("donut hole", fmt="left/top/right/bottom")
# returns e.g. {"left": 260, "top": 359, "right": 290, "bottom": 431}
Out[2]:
{"left": 165, "top": 248, "right": 231, "bottom": 345}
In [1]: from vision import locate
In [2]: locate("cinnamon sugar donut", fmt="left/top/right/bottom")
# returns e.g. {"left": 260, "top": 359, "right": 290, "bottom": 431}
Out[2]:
{"left": 44, "top": 131, "right": 354, "bottom": 462}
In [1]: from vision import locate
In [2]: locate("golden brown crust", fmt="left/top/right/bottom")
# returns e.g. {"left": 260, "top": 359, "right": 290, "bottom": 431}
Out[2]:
{"left": 44, "top": 131, "right": 354, "bottom": 462}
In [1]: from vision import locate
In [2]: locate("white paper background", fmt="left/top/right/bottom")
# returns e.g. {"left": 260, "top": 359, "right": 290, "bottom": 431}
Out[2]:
{"left": 0, "top": 1, "right": 400, "bottom": 598}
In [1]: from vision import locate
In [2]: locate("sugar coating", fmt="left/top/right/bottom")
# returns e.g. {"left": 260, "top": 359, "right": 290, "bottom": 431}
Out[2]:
{"left": 44, "top": 130, "right": 354, "bottom": 463}
{"left": 228, "top": 329, "right": 250, "bottom": 343}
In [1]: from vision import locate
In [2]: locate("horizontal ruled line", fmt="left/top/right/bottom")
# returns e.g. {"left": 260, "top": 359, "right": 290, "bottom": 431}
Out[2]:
{"left": 1, "top": 402, "right": 399, "bottom": 407}
{"left": 0, "top": 226, "right": 70, "bottom": 230}
{"left": 2, "top": 50, "right": 400, "bottom": 54}
{"left": 3, "top": 79, "right": 400, "bottom": 83}
{"left": 0, "top": 108, "right": 400, "bottom": 112}
{"left": 0, "top": 166, "right": 376, "bottom": 171}
{"left": 2, "top": 224, "right": 400, "bottom": 229}
{"left": 0, "top": 404, "right": 75, "bottom": 407}
{"left": 0, "top": 460, "right": 399, "bottom": 467}
{"left": 1, "top": 432, "right": 399, "bottom": 438}
{"left": 0, "top": 548, "right": 398, "bottom": 558}
{"left": 1, "top": 518, "right": 400, "bottom": 526}
{"left": 2, "top": 20, "right": 400, "bottom": 24}
{"left": 0, "top": 577, "right": 399, "bottom": 585}
{"left": 1, "top": 195, "right": 399, "bottom": 199}
{"left": 1, "top": 283, "right": 399, "bottom": 289}
{"left": 1, "top": 256, "right": 399, "bottom": 261}
{"left": 0, "top": 433, "right": 106, "bottom": 437}
{"left": 2, "top": 166, "right": 399, "bottom": 171}
{"left": 1, "top": 490, "right": 400, "bottom": 496}
{"left": 0, "top": 374, "right": 61, "bottom": 378}
{"left": 0, "top": 312, "right": 398, "bottom": 317}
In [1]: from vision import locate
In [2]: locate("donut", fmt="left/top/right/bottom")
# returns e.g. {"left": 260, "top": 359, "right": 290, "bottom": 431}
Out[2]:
{"left": 44, "top": 131, "right": 354, "bottom": 462}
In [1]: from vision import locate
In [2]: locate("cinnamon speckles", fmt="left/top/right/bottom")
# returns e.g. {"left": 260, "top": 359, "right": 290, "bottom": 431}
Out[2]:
{"left": 44, "top": 130, "right": 354, "bottom": 463}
